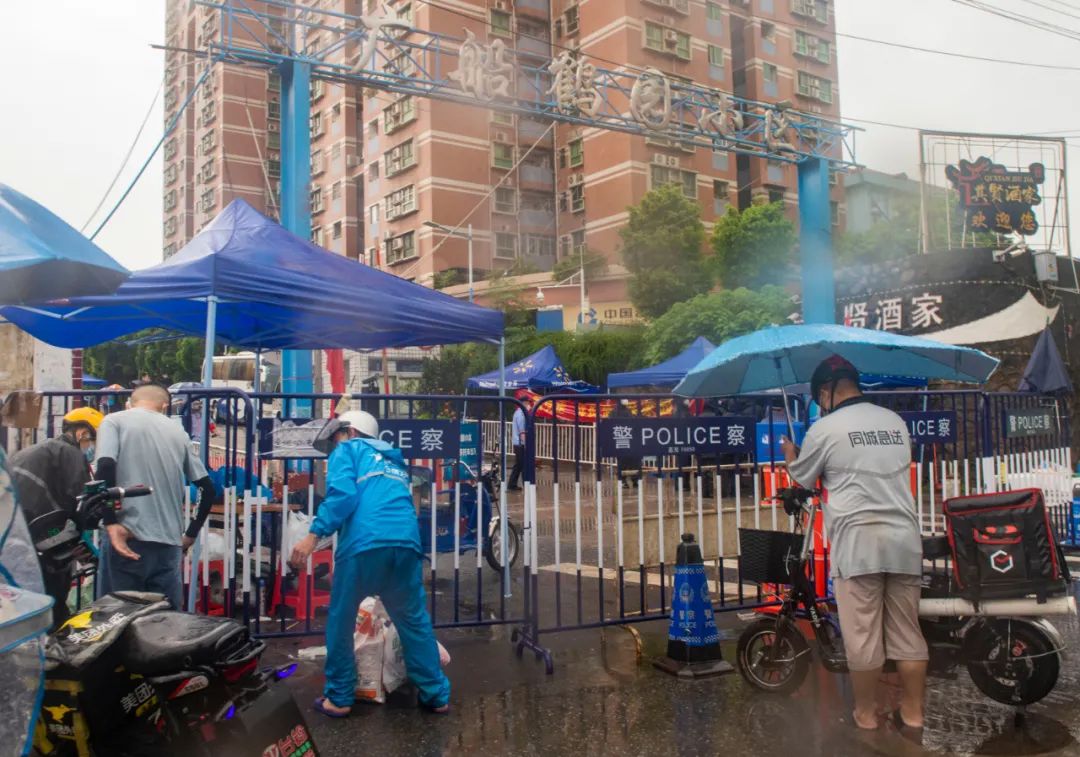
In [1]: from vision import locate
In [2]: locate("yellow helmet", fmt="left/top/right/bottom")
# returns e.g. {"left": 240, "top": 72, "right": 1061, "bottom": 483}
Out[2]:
{"left": 62, "top": 407, "right": 104, "bottom": 432}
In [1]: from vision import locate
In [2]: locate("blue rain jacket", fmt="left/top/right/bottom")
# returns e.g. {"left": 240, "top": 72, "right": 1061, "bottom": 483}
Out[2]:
{"left": 309, "top": 438, "right": 420, "bottom": 558}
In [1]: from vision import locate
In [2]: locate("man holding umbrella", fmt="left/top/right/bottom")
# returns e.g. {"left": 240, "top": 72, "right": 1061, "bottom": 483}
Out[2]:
{"left": 781, "top": 356, "right": 927, "bottom": 733}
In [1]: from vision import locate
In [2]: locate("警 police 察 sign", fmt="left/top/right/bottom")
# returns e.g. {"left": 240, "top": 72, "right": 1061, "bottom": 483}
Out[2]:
{"left": 259, "top": 418, "right": 460, "bottom": 459}
{"left": 945, "top": 156, "right": 1045, "bottom": 236}
{"left": 898, "top": 410, "right": 957, "bottom": 444}
{"left": 1003, "top": 408, "right": 1056, "bottom": 439}
{"left": 597, "top": 417, "right": 754, "bottom": 458}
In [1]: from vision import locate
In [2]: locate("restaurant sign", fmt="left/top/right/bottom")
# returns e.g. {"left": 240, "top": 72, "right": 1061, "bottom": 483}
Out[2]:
{"left": 945, "top": 156, "right": 1045, "bottom": 236}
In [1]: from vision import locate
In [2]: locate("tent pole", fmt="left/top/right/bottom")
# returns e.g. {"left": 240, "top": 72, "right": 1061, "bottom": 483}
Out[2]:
{"left": 202, "top": 296, "right": 218, "bottom": 388}
{"left": 498, "top": 336, "right": 511, "bottom": 596}
{"left": 253, "top": 349, "right": 262, "bottom": 394}
{"left": 779, "top": 383, "right": 797, "bottom": 444}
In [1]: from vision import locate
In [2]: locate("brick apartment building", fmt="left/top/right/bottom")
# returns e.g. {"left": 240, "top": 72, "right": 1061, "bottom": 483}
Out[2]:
{"left": 163, "top": 0, "right": 841, "bottom": 380}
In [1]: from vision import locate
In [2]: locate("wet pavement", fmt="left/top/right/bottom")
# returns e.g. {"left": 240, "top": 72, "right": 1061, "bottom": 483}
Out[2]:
{"left": 265, "top": 593, "right": 1080, "bottom": 757}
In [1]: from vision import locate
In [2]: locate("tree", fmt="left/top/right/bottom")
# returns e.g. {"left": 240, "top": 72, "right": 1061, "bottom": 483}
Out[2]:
{"left": 551, "top": 248, "right": 607, "bottom": 282}
{"left": 620, "top": 185, "right": 712, "bottom": 320}
{"left": 85, "top": 329, "right": 205, "bottom": 386}
{"left": 711, "top": 202, "right": 796, "bottom": 289}
{"left": 642, "top": 286, "right": 795, "bottom": 364}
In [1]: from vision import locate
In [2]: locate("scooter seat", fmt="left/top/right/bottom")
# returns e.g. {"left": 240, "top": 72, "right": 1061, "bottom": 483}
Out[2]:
{"left": 922, "top": 534, "right": 951, "bottom": 561}
{"left": 121, "top": 611, "right": 247, "bottom": 676}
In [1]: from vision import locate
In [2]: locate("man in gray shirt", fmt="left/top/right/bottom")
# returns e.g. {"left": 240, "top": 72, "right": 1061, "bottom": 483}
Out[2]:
{"left": 782, "top": 356, "right": 927, "bottom": 734}
{"left": 96, "top": 385, "right": 216, "bottom": 609}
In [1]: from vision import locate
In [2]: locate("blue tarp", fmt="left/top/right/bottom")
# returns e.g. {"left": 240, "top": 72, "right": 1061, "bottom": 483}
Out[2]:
{"left": 1019, "top": 327, "right": 1073, "bottom": 394}
{"left": 1, "top": 200, "right": 503, "bottom": 350}
{"left": 0, "top": 183, "right": 128, "bottom": 305}
{"left": 468, "top": 345, "right": 581, "bottom": 390}
{"left": 81, "top": 375, "right": 106, "bottom": 388}
{"left": 607, "top": 336, "right": 715, "bottom": 389}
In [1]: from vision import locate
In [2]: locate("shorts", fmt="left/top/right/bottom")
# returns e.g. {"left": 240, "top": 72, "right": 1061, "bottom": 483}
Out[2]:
{"left": 833, "top": 573, "right": 928, "bottom": 672}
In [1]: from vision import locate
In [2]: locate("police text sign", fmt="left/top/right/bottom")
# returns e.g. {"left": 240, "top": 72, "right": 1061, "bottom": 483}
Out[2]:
{"left": 598, "top": 417, "right": 754, "bottom": 458}
{"left": 259, "top": 418, "right": 460, "bottom": 459}
{"left": 898, "top": 411, "right": 957, "bottom": 444}
{"left": 1003, "top": 408, "right": 1056, "bottom": 439}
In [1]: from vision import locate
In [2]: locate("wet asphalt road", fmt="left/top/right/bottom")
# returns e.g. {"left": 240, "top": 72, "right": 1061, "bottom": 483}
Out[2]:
{"left": 265, "top": 583, "right": 1080, "bottom": 757}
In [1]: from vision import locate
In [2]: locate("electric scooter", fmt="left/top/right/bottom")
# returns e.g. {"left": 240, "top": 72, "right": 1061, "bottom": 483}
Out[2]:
{"left": 735, "top": 487, "right": 1073, "bottom": 707}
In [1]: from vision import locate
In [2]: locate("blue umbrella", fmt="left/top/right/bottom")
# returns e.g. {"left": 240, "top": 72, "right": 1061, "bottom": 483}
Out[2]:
{"left": 675, "top": 324, "right": 999, "bottom": 398}
{"left": 0, "top": 184, "right": 128, "bottom": 305}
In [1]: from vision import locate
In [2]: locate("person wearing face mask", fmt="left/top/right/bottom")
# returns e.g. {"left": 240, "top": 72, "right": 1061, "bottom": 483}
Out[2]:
{"left": 8, "top": 407, "right": 102, "bottom": 628}
{"left": 780, "top": 356, "right": 927, "bottom": 736}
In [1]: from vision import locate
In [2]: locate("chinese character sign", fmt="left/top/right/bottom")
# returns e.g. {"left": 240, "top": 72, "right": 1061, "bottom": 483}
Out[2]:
{"left": 1003, "top": 408, "right": 1056, "bottom": 439}
{"left": 898, "top": 411, "right": 957, "bottom": 444}
{"left": 597, "top": 417, "right": 755, "bottom": 458}
{"left": 945, "top": 156, "right": 1045, "bottom": 236}
{"left": 840, "top": 292, "right": 946, "bottom": 333}
{"left": 260, "top": 418, "right": 460, "bottom": 459}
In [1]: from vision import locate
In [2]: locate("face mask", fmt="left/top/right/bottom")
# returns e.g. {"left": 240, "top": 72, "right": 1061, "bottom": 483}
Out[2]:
{"left": 83, "top": 445, "right": 96, "bottom": 463}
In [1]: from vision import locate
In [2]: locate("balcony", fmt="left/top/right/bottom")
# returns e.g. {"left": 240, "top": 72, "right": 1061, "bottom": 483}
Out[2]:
{"left": 517, "top": 34, "right": 551, "bottom": 59}
{"left": 518, "top": 119, "right": 554, "bottom": 145}
{"left": 521, "top": 250, "right": 556, "bottom": 271}
{"left": 515, "top": 0, "right": 550, "bottom": 19}
{"left": 519, "top": 208, "right": 555, "bottom": 230}
{"left": 519, "top": 164, "right": 554, "bottom": 190}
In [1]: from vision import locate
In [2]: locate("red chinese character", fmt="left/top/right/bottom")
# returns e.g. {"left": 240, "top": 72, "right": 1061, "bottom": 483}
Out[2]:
{"left": 262, "top": 746, "right": 281, "bottom": 757}
{"left": 278, "top": 735, "right": 295, "bottom": 754}
{"left": 291, "top": 725, "right": 308, "bottom": 745}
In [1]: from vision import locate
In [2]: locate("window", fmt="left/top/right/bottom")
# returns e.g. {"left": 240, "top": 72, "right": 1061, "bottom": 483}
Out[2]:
{"left": 310, "top": 149, "right": 323, "bottom": 175}
{"left": 395, "top": 359, "right": 424, "bottom": 374}
{"left": 385, "top": 231, "right": 416, "bottom": 263}
{"left": 524, "top": 235, "right": 556, "bottom": 258}
{"left": 564, "top": 6, "right": 579, "bottom": 34}
{"left": 384, "top": 139, "right": 415, "bottom": 176}
{"left": 708, "top": 45, "right": 724, "bottom": 66}
{"left": 494, "top": 187, "right": 516, "bottom": 214}
{"left": 163, "top": 138, "right": 177, "bottom": 161}
{"left": 331, "top": 142, "right": 342, "bottom": 162}
{"left": 368, "top": 161, "right": 380, "bottom": 181}
{"left": 763, "top": 63, "right": 778, "bottom": 84}
{"left": 164, "top": 242, "right": 177, "bottom": 257}
{"left": 706, "top": 1, "right": 722, "bottom": 20}
{"left": 830, "top": 200, "right": 840, "bottom": 226}
{"left": 495, "top": 232, "right": 517, "bottom": 259}
{"left": 368, "top": 120, "right": 379, "bottom": 139}
{"left": 792, "top": 0, "right": 828, "bottom": 23}
{"left": 268, "top": 73, "right": 281, "bottom": 93}
{"left": 644, "top": 22, "right": 691, "bottom": 61}
{"left": 796, "top": 71, "right": 833, "bottom": 103}
{"left": 385, "top": 185, "right": 417, "bottom": 219}
{"left": 368, "top": 357, "right": 383, "bottom": 372}
{"left": 604, "top": 309, "right": 617, "bottom": 319}
{"left": 310, "top": 77, "right": 325, "bottom": 100}
{"left": 571, "top": 229, "right": 586, "bottom": 253}
{"left": 331, "top": 181, "right": 342, "bottom": 200}
{"left": 768, "top": 187, "right": 785, "bottom": 204}
{"left": 761, "top": 21, "right": 776, "bottom": 42}
{"left": 268, "top": 100, "right": 281, "bottom": 119}
{"left": 713, "top": 180, "right": 729, "bottom": 201}
{"left": 492, "top": 142, "right": 514, "bottom": 169}
{"left": 333, "top": 220, "right": 343, "bottom": 239}
{"left": 395, "top": 2, "right": 413, "bottom": 25}
{"left": 267, "top": 159, "right": 281, "bottom": 178}
{"left": 388, "top": 50, "right": 416, "bottom": 78}
{"left": 268, "top": 131, "right": 281, "bottom": 150}
{"left": 570, "top": 184, "right": 585, "bottom": 213}
{"left": 650, "top": 165, "right": 697, "bottom": 199}
{"left": 200, "top": 188, "right": 216, "bottom": 212}
{"left": 332, "top": 102, "right": 342, "bottom": 121}
{"left": 201, "top": 130, "right": 216, "bottom": 155}
{"left": 493, "top": 111, "right": 514, "bottom": 126}
{"left": 311, "top": 226, "right": 324, "bottom": 247}
{"left": 490, "top": 9, "right": 512, "bottom": 37}
{"left": 199, "top": 158, "right": 217, "bottom": 182}
{"left": 163, "top": 190, "right": 177, "bottom": 211}
{"left": 310, "top": 111, "right": 324, "bottom": 138}
{"left": 369, "top": 204, "right": 379, "bottom": 225}
{"left": 794, "top": 30, "right": 831, "bottom": 63}
{"left": 201, "top": 100, "right": 216, "bottom": 126}
{"left": 568, "top": 138, "right": 583, "bottom": 167}
{"left": 384, "top": 96, "right": 416, "bottom": 133}
{"left": 311, "top": 187, "right": 324, "bottom": 214}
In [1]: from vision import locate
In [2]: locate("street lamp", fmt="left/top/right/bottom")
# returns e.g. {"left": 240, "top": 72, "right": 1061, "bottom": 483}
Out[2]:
{"left": 424, "top": 220, "right": 474, "bottom": 303}
{"left": 535, "top": 254, "right": 590, "bottom": 328}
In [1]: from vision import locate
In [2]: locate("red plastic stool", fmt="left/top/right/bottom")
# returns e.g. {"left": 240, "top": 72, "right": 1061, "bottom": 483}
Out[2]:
{"left": 278, "top": 549, "right": 334, "bottom": 621}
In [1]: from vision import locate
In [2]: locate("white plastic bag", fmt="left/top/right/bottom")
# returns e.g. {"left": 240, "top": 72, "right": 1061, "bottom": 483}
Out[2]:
{"left": 382, "top": 622, "right": 407, "bottom": 694}
{"left": 354, "top": 597, "right": 386, "bottom": 703}
{"left": 286, "top": 512, "right": 333, "bottom": 554}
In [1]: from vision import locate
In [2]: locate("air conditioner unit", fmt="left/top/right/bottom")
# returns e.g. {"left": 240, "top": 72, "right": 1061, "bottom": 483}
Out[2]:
{"left": 494, "top": 130, "right": 509, "bottom": 142}
{"left": 347, "top": 155, "right": 364, "bottom": 168}
{"left": 495, "top": 0, "right": 510, "bottom": 9}
{"left": 267, "top": 121, "right": 280, "bottom": 132}
{"left": 652, "top": 153, "right": 668, "bottom": 165}
{"left": 666, "top": 156, "right": 679, "bottom": 167}
{"left": 661, "top": 15, "right": 674, "bottom": 25}
{"left": 570, "top": 172, "right": 585, "bottom": 185}
{"left": 664, "top": 29, "right": 679, "bottom": 45}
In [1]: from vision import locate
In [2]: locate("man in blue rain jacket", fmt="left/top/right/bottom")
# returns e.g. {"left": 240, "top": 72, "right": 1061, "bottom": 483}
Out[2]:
{"left": 290, "top": 411, "right": 450, "bottom": 718}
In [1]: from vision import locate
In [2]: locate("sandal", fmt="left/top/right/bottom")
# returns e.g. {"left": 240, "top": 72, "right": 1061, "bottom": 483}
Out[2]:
{"left": 843, "top": 710, "right": 880, "bottom": 731}
{"left": 313, "top": 696, "right": 351, "bottom": 719}
{"left": 890, "top": 710, "right": 924, "bottom": 743}
{"left": 421, "top": 701, "right": 450, "bottom": 715}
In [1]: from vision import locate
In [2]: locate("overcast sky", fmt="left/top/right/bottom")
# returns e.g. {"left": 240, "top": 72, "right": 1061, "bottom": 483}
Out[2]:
{"left": 0, "top": 0, "right": 1077, "bottom": 271}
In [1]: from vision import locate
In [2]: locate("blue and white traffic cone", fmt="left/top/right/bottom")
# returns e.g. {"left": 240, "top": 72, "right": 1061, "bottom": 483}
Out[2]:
{"left": 653, "top": 533, "right": 733, "bottom": 679}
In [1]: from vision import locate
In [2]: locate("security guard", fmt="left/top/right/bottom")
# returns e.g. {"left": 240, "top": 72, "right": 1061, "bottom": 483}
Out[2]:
{"left": 9, "top": 407, "right": 102, "bottom": 628}
{"left": 291, "top": 411, "right": 450, "bottom": 718}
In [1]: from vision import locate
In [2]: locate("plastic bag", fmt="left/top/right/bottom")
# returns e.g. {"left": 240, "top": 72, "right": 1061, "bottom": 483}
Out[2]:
{"left": 382, "top": 622, "right": 407, "bottom": 694}
{"left": 285, "top": 513, "right": 333, "bottom": 555}
{"left": 354, "top": 597, "right": 386, "bottom": 703}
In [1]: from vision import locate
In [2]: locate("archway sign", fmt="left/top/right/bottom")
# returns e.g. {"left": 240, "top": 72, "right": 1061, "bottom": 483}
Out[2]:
{"left": 195, "top": 0, "right": 859, "bottom": 394}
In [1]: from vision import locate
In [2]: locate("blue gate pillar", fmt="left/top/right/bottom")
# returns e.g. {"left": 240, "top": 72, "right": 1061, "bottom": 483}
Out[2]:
{"left": 280, "top": 59, "right": 314, "bottom": 413}
{"left": 796, "top": 157, "right": 836, "bottom": 325}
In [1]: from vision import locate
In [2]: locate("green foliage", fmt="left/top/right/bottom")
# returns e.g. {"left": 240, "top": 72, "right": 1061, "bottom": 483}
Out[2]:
{"left": 551, "top": 249, "right": 607, "bottom": 282}
{"left": 619, "top": 185, "right": 712, "bottom": 320}
{"left": 432, "top": 269, "right": 465, "bottom": 289}
{"left": 417, "top": 342, "right": 497, "bottom": 397}
{"left": 85, "top": 330, "right": 205, "bottom": 386}
{"left": 642, "top": 286, "right": 795, "bottom": 364}
{"left": 710, "top": 202, "right": 796, "bottom": 289}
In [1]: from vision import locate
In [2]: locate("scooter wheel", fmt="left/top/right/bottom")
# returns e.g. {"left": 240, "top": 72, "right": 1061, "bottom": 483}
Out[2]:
{"left": 966, "top": 619, "right": 1060, "bottom": 706}
{"left": 736, "top": 617, "right": 810, "bottom": 696}
{"left": 484, "top": 519, "right": 521, "bottom": 572}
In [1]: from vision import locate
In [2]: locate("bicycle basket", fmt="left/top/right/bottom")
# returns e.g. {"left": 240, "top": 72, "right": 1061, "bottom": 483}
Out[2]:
{"left": 738, "top": 528, "right": 804, "bottom": 585}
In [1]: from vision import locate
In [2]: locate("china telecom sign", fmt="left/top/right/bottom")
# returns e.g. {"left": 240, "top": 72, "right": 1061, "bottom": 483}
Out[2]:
{"left": 945, "top": 156, "right": 1045, "bottom": 236}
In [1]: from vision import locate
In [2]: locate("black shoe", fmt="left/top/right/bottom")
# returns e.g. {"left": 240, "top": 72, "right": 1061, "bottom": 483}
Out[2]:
{"left": 506, "top": 485, "right": 522, "bottom": 491}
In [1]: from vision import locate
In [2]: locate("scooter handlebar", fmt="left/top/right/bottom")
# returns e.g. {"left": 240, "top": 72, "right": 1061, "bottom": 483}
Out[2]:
{"left": 109, "top": 484, "right": 153, "bottom": 499}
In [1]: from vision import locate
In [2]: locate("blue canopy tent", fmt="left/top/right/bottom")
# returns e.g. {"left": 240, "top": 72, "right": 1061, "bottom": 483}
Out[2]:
{"left": 467, "top": 345, "right": 589, "bottom": 391}
{"left": 81, "top": 374, "right": 106, "bottom": 388}
{"left": 2, "top": 200, "right": 503, "bottom": 359}
{"left": 0, "top": 183, "right": 128, "bottom": 305}
{"left": 607, "top": 336, "right": 715, "bottom": 390}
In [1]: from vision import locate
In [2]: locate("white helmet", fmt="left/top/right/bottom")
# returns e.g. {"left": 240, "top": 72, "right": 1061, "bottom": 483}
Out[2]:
{"left": 337, "top": 410, "right": 379, "bottom": 439}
